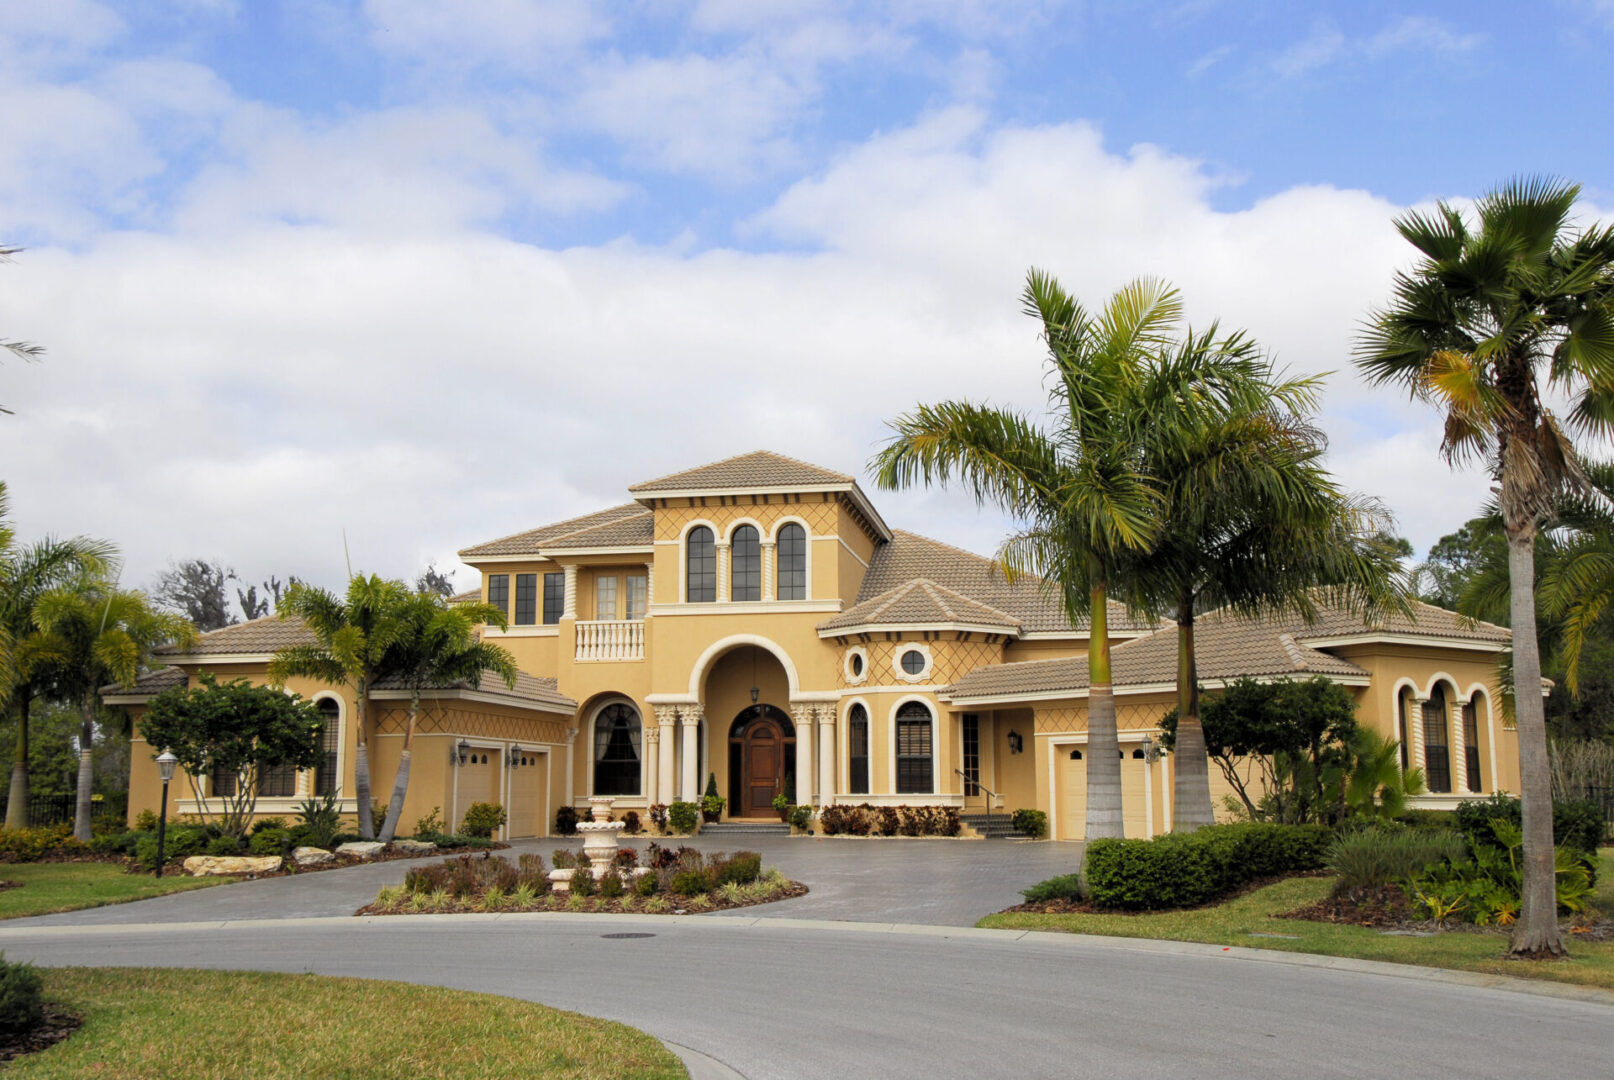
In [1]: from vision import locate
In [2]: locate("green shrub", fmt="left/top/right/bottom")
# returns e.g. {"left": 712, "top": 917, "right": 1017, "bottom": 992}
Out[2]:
{"left": 550, "top": 849, "right": 577, "bottom": 870}
{"left": 91, "top": 829, "right": 146, "bottom": 857}
{"left": 136, "top": 826, "right": 208, "bottom": 870}
{"left": 621, "top": 810, "right": 641, "bottom": 835}
{"left": 133, "top": 809, "right": 160, "bottom": 832}
{"left": 635, "top": 871, "right": 658, "bottom": 896}
{"left": 667, "top": 801, "right": 699, "bottom": 835}
{"left": 296, "top": 791, "right": 344, "bottom": 850}
{"left": 0, "top": 825, "right": 83, "bottom": 863}
{"left": 1453, "top": 794, "right": 1603, "bottom": 859}
{"left": 569, "top": 867, "right": 596, "bottom": 897}
{"left": 1011, "top": 809, "right": 1048, "bottom": 839}
{"left": 598, "top": 870, "right": 625, "bottom": 898}
{"left": 1020, "top": 873, "right": 1083, "bottom": 903}
{"left": 460, "top": 802, "right": 507, "bottom": 839}
{"left": 669, "top": 868, "right": 715, "bottom": 896}
{"left": 555, "top": 806, "right": 579, "bottom": 836}
{"left": 207, "top": 834, "right": 242, "bottom": 856}
{"left": 248, "top": 828, "right": 290, "bottom": 856}
{"left": 414, "top": 806, "right": 445, "bottom": 837}
{"left": 788, "top": 804, "right": 813, "bottom": 830}
{"left": 716, "top": 852, "right": 762, "bottom": 886}
{"left": 0, "top": 955, "right": 43, "bottom": 1037}
{"left": 1395, "top": 808, "right": 1457, "bottom": 831}
{"left": 1084, "top": 823, "right": 1331, "bottom": 911}
{"left": 1327, "top": 827, "right": 1467, "bottom": 894}
{"left": 250, "top": 817, "right": 287, "bottom": 835}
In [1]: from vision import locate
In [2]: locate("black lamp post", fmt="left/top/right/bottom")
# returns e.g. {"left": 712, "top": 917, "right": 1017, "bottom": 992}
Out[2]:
{"left": 154, "top": 751, "right": 178, "bottom": 879}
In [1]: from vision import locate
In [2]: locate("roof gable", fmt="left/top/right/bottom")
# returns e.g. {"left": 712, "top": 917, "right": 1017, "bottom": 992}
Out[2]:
{"left": 819, "top": 578, "right": 1021, "bottom": 633}
{"left": 460, "top": 503, "right": 653, "bottom": 559}
{"left": 628, "top": 450, "right": 853, "bottom": 494}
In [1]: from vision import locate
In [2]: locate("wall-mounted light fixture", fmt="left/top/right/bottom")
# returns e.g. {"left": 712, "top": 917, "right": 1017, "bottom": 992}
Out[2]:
{"left": 456, "top": 738, "right": 471, "bottom": 766}
{"left": 1007, "top": 731, "right": 1023, "bottom": 755}
{"left": 508, "top": 745, "right": 524, "bottom": 767}
{"left": 1140, "top": 734, "right": 1159, "bottom": 764}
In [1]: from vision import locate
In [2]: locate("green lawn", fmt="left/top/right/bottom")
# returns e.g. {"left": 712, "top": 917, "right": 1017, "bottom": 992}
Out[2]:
{"left": 0, "top": 863, "right": 223, "bottom": 920}
{"left": 977, "top": 848, "right": 1614, "bottom": 992}
{"left": 14, "top": 968, "right": 687, "bottom": 1079}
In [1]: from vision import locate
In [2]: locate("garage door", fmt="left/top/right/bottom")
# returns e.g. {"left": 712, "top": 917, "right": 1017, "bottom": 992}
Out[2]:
{"left": 506, "top": 751, "right": 548, "bottom": 838}
{"left": 453, "top": 749, "right": 497, "bottom": 834}
{"left": 1056, "top": 747, "right": 1151, "bottom": 841}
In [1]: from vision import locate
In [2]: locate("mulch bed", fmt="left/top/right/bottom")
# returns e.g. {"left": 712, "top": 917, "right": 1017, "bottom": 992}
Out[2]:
{"left": 1277, "top": 885, "right": 1614, "bottom": 940}
{"left": 0, "top": 1005, "right": 82, "bottom": 1063}
{"left": 354, "top": 880, "right": 809, "bottom": 917}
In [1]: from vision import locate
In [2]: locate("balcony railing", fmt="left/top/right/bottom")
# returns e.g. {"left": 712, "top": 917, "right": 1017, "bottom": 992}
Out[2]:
{"left": 575, "top": 619, "right": 645, "bottom": 662}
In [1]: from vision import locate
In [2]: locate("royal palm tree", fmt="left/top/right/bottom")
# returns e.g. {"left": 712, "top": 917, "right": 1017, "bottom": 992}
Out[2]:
{"left": 32, "top": 580, "right": 195, "bottom": 840}
{"left": 0, "top": 483, "right": 117, "bottom": 826}
{"left": 1356, "top": 177, "right": 1614, "bottom": 957}
{"left": 875, "top": 271, "right": 1190, "bottom": 841}
{"left": 268, "top": 576, "right": 410, "bottom": 840}
{"left": 1, "top": 245, "right": 45, "bottom": 417}
{"left": 375, "top": 591, "right": 517, "bottom": 842}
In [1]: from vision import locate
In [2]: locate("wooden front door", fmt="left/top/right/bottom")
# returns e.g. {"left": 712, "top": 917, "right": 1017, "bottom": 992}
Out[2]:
{"left": 742, "top": 718, "right": 783, "bottom": 816}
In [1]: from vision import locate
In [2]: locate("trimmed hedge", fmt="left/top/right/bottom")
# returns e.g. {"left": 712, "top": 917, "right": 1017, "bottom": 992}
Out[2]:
{"left": 1084, "top": 823, "right": 1331, "bottom": 911}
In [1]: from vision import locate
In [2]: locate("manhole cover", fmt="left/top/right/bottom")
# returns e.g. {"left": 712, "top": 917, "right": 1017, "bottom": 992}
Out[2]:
{"left": 600, "top": 932, "right": 656, "bottom": 940}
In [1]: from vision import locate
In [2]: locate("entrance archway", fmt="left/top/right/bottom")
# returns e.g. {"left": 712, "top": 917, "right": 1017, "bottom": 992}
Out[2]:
{"left": 728, "top": 705, "right": 796, "bottom": 818}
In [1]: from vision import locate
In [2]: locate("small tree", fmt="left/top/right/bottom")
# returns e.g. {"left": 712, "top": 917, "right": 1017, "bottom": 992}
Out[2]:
{"left": 153, "top": 559, "right": 237, "bottom": 632}
{"left": 140, "top": 672, "right": 324, "bottom": 839}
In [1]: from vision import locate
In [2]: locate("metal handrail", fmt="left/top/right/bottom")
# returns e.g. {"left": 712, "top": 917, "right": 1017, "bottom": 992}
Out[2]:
{"left": 953, "top": 769, "right": 1001, "bottom": 837}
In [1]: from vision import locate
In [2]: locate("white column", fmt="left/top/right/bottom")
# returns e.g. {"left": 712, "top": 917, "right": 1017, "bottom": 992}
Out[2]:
{"left": 1450, "top": 695, "right": 1468, "bottom": 793}
{"left": 760, "top": 540, "right": 776, "bottom": 602}
{"left": 791, "top": 704, "right": 815, "bottom": 806}
{"left": 562, "top": 564, "right": 578, "bottom": 620}
{"left": 644, "top": 560, "right": 656, "bottom": 609}
{"left": 1410, "top": 698, "right": 1428, "bottom": 775}
{"left": 714, "top": 540, "right": 730, "bottom": 602}
{"left": 817, "top": 704, "right": 836, "bottom": 808}
{"left": 655, "top": 706, "right": 678, "bottom": 805}
{"left": 679, "top": 704, "right": 703, "bottom": 802}
{"left": 564, "top": 726, "right": 579, "bottom": 807}
{"left": 644, "top": 726, "right": 660, "bottom": 805}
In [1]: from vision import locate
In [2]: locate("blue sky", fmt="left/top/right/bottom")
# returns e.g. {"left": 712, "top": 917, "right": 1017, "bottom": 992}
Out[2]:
{"left": 2, "top": 1, "right": 1611, "bottom": 601}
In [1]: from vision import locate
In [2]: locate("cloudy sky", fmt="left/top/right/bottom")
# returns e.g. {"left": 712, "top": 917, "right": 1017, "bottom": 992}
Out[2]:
{"left": 3, "top": 1, "right": 1612, "bottom": 606}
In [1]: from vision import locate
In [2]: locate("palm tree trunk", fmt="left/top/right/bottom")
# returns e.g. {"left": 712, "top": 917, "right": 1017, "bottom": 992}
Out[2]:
{"left": 5, "top": 694, "right": 31, "bottom": 830}
{"left": 72, "top": 692, "right": 95, "bottom": 842}
{"left": 1085, "top": 583, "right": 1125, "bottom": 841}
{"left": 1172, "top": 602, "right": 1215, "bottom": 832}
{"left": 378, "top": 692, "right": 419, "bottom": 843}
{"left": 1506, "top": 528, "right": 1565, "bottom": 957}
{"left": 353, "top": 681, "right": 375, "bottom": 840}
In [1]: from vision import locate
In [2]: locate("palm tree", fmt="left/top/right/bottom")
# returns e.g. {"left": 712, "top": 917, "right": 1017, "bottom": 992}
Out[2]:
{"left": 1127, "top": 331, "right": 1409, "bottom": 830}
{"left": 375, "top": 591, "right": 517, "bottom": 841}
{"left": 1356, "top": 176, "right": 1614, "bottom": 957}
{"left": 268, "top": 576, "right": 410, "bottom": 840}
{"left": 32, "top": 580, "right": 195, "bottom": 840}
{"left": 0, "top": 484, "right": 118, "bottom": 827}
{"left": 874, "top": 271, "right": 1186, "bottom": 841}
{"left": 1538, "top": 462, "right": 1614, "bottom": 695}
{"left": 1, "top": 245, "right": 45, "bottom": 417}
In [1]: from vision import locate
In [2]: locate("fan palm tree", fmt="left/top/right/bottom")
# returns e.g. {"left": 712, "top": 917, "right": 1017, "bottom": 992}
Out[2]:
{"left": 1356, "top": 176, "right": 1614, "bottom": 957}
{"left": 375, "top": 591, "right": 517, "bottom": 842}
{"left": 0, "top": 483, "right": 118, "bottom": 826}
{"left": 32, "top": 580, "right": 196, "bottom": 840}
{"left": 874, "top": 271, "right": 1188, "bottom": 841}
{"left": 1127, "top": 332, "right": 1409, "bottom": 830}
{"left": 1538, "top": 462, "right": 1614, "bottom": 695}
{"left": 268, "top": 576, "right": 410, "bottom": 840}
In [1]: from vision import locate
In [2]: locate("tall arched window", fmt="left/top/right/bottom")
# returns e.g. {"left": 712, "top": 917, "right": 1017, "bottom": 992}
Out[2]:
{"left": 593, "top": 703, "right": 642, "bottom": 796}
{"left": 686, "top": 526, "right": 716, "bottom": 603}
{"left": 1398, "top": 688, "right": 1411, "bottom": 772}
{"left": 776, "top": 523, "right": 806, "bottom": 600}
{"left": 848, "top": 703, "right": 869, "bottom": 795}
{"left": 1424, "top": 684, "right": 1451, "bottom": 793}
{"left": 895, "top": 702, "right": 933, "bottom": 795}
{"left": 731, "top": 525, "right": 760, "bottom": 601}
{"left": 1463, "top": 696, "right": 1483, "bottom": 792}
{"left": 314, "top": 698, "right": 341, "bottom": 797}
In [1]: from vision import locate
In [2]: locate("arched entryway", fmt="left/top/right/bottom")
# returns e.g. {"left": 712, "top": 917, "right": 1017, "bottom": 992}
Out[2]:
{"left": 728, "top": 705, "right": 796, "bottom": 818}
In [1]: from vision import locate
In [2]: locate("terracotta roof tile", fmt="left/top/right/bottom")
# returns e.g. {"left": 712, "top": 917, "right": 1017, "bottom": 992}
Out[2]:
{"left": 628, "top": 450, "right": 853, "bottom": 493}
{"left": 100, "top": 667, "right": 187, "bottom": 697}
{"left": 153, "top": 616, "right": 315, "bottom": 656}
{"left": 819, "top": 579, "right": 1021, "bottom": 632}
{"left": 1292, "top": 598, "right": 1511, "bottom": 644}
{"left": 459, "top": 503, "right": 652, "bottom": 558}
{"left": 372, "top": 669, "right": 576, "bottom": 714}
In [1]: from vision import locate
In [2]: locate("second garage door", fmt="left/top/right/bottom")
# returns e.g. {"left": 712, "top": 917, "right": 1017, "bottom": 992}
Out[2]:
{"left": 1055, "top": 746, "right": 1153, "bottom": 841}
{"left": 453, "top": 749, "right": 497, "bottom": 834}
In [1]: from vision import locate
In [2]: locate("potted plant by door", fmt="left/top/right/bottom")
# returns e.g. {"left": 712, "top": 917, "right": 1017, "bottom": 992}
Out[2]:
{"left": 701, "top": 773, "right": 726, "bottom": 823}
{"left": 771, "top": 792, "right": 791, "bottom": 822}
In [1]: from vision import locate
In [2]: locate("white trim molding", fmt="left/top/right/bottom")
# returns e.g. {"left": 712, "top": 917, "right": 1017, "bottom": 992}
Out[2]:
{"left": 944, "top": 672, "right": 1372, "bottom": 708}
{"left": 843, "top": 645, "right": 870, "bottom": 686}
{"left": 891, "top": 642, "right": 934, "bottom": 683}
{"left": 1298, "top": 633, "right": 1508, "bottom": 653}
{"left": 887, "top": 694, "right": 938, "bottom": 797}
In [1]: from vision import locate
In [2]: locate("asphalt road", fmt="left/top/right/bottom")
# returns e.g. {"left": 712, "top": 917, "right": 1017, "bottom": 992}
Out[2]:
{"left": 2, "top": 913, "right": 1608, "bottom": 1080}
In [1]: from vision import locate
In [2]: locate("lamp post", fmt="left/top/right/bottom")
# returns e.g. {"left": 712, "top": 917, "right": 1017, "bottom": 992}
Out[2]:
{"left": 154, "top": 751, "right": 178, "bottom": 878}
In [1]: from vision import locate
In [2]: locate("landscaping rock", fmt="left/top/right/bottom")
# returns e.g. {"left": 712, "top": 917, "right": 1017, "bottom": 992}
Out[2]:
{"left": 183, "top": 855, "right": 283, "bottom": 877}
{"left": 392, "top": 839, "right": 438, "bottom": 855}
{"left": 292, "top": 846, "right": 334, "bottom": 867}
{"left": 336, "top": 841, "right": 386, "bottom": 860}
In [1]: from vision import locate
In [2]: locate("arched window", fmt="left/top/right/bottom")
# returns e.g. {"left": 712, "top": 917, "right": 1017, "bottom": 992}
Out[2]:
{"left": 593, "top": 703, "right": 642, "bottom": 796}
{"left": 731, "top": 525, "right": 760, "bottom": 602}
{"left": 1424, "top": 685, "right": 1451, "bottom": 794}
{"left": 1398, "top": 688, "right": 1411, "bottom": 773}
{"left": 686, "top": 526, "right": 716, "bottom": 603}
{"left": 1463, "top": 697, "right": 1483, "bottom": 792}
{"left": 848, "top": 704, "right": 869, "bottom": 795}
{"left": 314, "top": 698, "right": 341, "bottom": 797}
{"left": 776, "top": 523, "right": 806, "bottom": 600}
{"left": 895, "top": 702, "right": 933, "bottom": 795}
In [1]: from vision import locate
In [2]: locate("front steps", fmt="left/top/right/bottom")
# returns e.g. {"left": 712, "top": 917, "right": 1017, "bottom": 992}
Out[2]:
{"left": 699, "top": 821, "right": 791, "bottom": 837}
{"left": 961, "top": 812, "right": 1027, "bottom": 839}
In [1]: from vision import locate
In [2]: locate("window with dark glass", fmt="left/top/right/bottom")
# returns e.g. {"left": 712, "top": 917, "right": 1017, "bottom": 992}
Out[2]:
{"left": 901, "top": 649, "right": 926, "bottom": 675}
{"left": 686, "top": 526, "right": 716, "bottom": 602}
{"left": 848, "top": 704, "right": 870, "bottom": 795}
{"left": 593, "top": 703, "right": 642, "bottom": 796}
{"left": 514, "top": 573, "right": 537, "bottom": 625}
{"left": 896, "top": 702, "right": 933, "bottom": 794}
{"left": 625, "top": 574, "right": 647, "bottom": 620}
{"left": 962, "top": 713, "right": 980, "bottom": 796}
{"left": 776, "top": 523, "right": 806, "bottom": 600}
{"left": 487, "top": 574, "right": 509, "bottom": 618}
{"left": 1463, "top": 699, "right": 1482, "bottom": 792}
{"left": 211, "top": 762, "right": 236, "bottom": 798}
{"left": 1424, "top": 685, "right": 1451, "bottom": 793}
{"left": 259, "top": 758, "right": 297, "bottom": 798}
{"left": 731, "top": 526, "right": 760, "bottom": 601}
{"left": 314, "top": 698, "right": 340, "bottom": 797}
{"left": 1398, "top": 690, "right": 1411, "bottom": 773}
{"left": 542, "top": 572, "right": 563, "bottom": 624}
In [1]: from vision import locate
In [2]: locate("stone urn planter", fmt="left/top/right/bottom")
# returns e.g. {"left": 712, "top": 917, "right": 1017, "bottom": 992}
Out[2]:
{"left": 576, "top": 797, "right": 625, "bottom": 881}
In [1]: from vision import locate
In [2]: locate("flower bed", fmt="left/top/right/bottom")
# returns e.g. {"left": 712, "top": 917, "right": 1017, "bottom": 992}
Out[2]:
{"left": 359, "top": 846, "right": 806, "bottom": 916}
{"left": 817, "top": 804, "right": 961, "bottom": 837}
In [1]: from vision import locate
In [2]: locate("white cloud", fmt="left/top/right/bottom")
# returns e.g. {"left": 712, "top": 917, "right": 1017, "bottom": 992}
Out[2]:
{"left": 1271, "top": 15, "right": 1481, "bottom": 79}
{"left": 361, "top": 0, "right": 608, "bottom": 69}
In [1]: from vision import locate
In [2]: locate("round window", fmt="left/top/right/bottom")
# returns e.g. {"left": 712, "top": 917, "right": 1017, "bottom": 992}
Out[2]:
{"left": 850, "top": 653, "right": 864, "bottom": 676}
{"left": 900, "top": 649, "right": 926, "bottom": 675}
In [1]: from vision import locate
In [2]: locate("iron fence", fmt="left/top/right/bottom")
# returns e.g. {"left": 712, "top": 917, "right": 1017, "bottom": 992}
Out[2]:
{"left": 0, "top": 791, "right": 127, "bottom": 828}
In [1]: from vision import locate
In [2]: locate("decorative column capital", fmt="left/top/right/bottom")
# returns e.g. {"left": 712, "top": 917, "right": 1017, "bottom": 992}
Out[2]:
{"left": 790, "top": 703, "right": 816, "bottom": 729}
{"left": 644, "top": 726, "right": 660, "bottom": 745}
{"left": 653, "top": 705, "right": 679, "bottom": 728}
{"left": 565, "top": 726, "right": 580, "bottom": 741}
{"left": 678, "top": 704, "right": 705, "bottom": 727}
{"left": 815, "top": 702, "right": 837, "bottom": 728}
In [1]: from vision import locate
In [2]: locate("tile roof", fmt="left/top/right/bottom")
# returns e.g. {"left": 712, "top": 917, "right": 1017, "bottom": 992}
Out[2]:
{"left": 856, "top": 531, "right": 1156, "bottom": 636}
{"left": 628, "top": 450, "right": 854, "bottom": 493}
{"left": 459, "top": 503, "right": 653, "bottom": 558}
{"left": 153, "top": 615, "right": 315, "bottom": 656}
{"left": 448, "top": 589, "right": 480, "bottom": 605}
{"left": 819, "top": 578, "right": 1022, "bottom": 633}
{"left": 100, "top": 667, "right": 187, "bottom": 697}
{"left": 372, "top": 669, "right": 576, "bottom": 714}
{"left": 1291, "top": 598, "right": 1511, "bottom": 644}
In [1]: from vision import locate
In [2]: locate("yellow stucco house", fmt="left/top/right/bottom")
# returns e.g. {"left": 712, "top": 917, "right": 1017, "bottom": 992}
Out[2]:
{"left": 112, "top": 450, "right": 1520, "bottom": 841}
